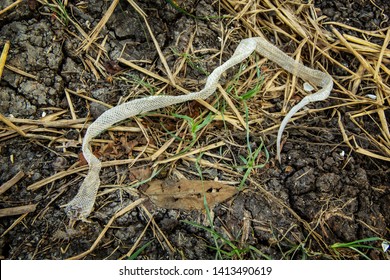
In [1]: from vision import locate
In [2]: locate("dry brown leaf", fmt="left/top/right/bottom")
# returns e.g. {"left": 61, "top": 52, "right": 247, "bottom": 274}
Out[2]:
{"left": 78, "top": 150, "right": 102, "bottom": 166}
{"left": 104, "top": 60, "right": 123, "bottom": 74}
{"left": 129, "top": 166, "right": 152, "bottom": 181}
{"left": 145, "top": 179, "right": 238, "bottom": 210}
{"left": 77, "top": 136, "right": 139, "bottom": 166}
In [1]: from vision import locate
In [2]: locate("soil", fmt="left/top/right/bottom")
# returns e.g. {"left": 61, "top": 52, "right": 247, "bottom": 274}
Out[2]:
{"left": 0, "top": 0, "right": 389, "bottom": 260}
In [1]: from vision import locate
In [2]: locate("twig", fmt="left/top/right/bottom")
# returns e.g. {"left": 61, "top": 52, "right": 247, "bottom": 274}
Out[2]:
{"left": 0, "top": 171, "right": 24, "bottom": 195}
{"left": 67, "top": 198, "right": 147, "bottom": 260}
{"left": 0, "top": 40, "right": 10, "bottom": 80}
{"left": 27, "top": 157, "right": 151, "bottom": 191}
{"left": 217, "top": 84, "right": 246, "bottom": 128}
{"left": 119, "top": 217, "right": 153, "bottom": 260}
{"left": 0, "top": 113, "right": 27, "bottom": 137}
{"left": 0, "top": 204, "right": 37, "bottom": 218}
{"left": 5, "top": 64, "right": 38, "bottom": 80}
{"left": 1, "top": 213, "right": 29, "bottom": 238}
{"left": 125, "top": 0, "right": 176, "bottom": 86}
{"left": 80, "top": 0, "right": 120, "bottom": 52}
{"left": 154, "top": 140, "right": 226, "bottom": 165}
{"left": 0, "top": 0, "right": 23, "bottom": 16}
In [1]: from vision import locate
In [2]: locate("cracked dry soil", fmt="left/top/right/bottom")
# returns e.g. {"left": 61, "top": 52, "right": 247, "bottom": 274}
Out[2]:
{"left": 0, "top": 0, "right": 389, "bottom": 259}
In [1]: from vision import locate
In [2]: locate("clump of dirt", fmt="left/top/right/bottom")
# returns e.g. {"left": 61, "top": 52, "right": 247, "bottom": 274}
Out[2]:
{"left": 0, "top": 0, "right": 389, "bottom": 260}
{"left": 315, "top": 0, "right": 389, "bottom": 30}
{"left": 0, "top": 18, "right": 64, "bottom": 117}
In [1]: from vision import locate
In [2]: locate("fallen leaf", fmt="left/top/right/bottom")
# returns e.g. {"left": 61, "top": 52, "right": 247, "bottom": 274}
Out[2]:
{"left": 78, "top": 150, "right": 102, "bottom": 166}
{"left": 129, "top": 166, "right": 152, "bottom": 181}
{"left": 145, "top": 179, "right": 238, "bottom": 210}
{"left": 119, "top": 137, "right": 138, "bottom": 154}
{"left": 104, "top": 60, "right": 123, "bottom": 74}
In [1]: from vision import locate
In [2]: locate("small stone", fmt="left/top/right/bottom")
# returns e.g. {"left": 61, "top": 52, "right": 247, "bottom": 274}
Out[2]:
{"left": 316, "top": 173, "right": 340, "bottom": 193}
{"left": 323, "top": 8, "right": 335, "bottom": 17}
{"left": 52, "top": 157, "right": 68, "bottom": 171}
{"left": 89, "top": 102, "right": 109, "bottom": 119}
{"left": 9, "top": 95, "right": 36, "bottom": 117}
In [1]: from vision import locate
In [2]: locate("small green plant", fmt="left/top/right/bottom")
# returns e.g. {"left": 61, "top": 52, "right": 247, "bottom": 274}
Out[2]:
{"left": 122, "top": 73, "right": 157, "bottom": 95}
{"left": 235, "top": 123, "right": 269, "bottom": 190}
{"left": 276, "top": 240, "right": 322, "bottom": 260}
{"left": 127, "top": 240, "right": 154, "bottom": 260}
{"left": 331, "top": 237, "right": 388, "bottom": 260}
{"left": 171, "top": 47, "right": 210, "bottom": 76}
{"left": 44, "top": 0, "right": 70, "bottom": 26}
{"left": 225, "top": 55, "right": 264, "bottom": 98}
{"left": 234, "top": 63, "right": 269, "bottom": 190}
{"left": 172, "top": 112, "right": 214, "bottom": 145}
{"left": 238, "top": 65, "right": 264, "bottom": 101}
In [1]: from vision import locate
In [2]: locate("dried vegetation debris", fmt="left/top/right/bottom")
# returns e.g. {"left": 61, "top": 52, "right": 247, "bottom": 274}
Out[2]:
{"left": 0, "top": 0, "right": 389, "bottom": 260}
{"left": 316, "top": 0, "right": 389, "bottom": 30}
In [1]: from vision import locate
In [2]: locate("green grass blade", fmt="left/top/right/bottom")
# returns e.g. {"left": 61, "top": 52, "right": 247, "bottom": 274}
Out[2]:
{"left": 128, "top": 240, "right": 154, "bottom": 260}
